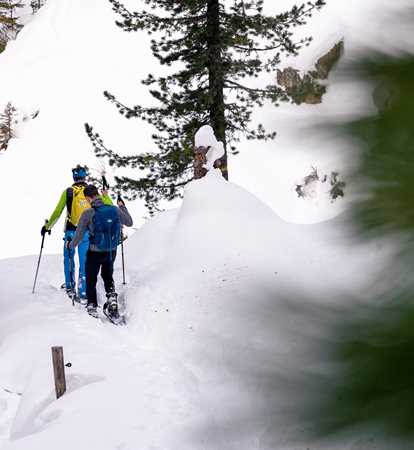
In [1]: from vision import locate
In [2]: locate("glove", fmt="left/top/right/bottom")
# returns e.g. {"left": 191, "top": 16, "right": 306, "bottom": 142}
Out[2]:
{"left": 65, "top": 237, "right": 72, "bottom": 250}
{"left": 117, "top": 195, "right": 125, "bottom": 207}
{"left": 41, "top": 225, "right": 51, "bottom": 236}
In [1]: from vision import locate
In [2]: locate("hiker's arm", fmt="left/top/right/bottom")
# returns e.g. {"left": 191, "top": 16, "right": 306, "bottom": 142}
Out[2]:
{"left": 118, "top": 205, "right": 133, "bottom": 227}
{"left": 70, "top": 210, "right": 91, "bottom": 248}
{"left": 46, "top": 190, "right": 67, "bottom": 230}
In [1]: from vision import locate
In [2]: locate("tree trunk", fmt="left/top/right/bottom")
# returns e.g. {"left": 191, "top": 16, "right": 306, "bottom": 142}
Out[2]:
{"left": 206, "top": 0, "right": 228, "bottom": 180}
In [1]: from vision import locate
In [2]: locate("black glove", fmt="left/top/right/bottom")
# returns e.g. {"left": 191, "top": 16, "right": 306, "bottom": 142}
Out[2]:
{"left": 117, "top": 195, "right": 125, "bottom": 207}
{"left": 41, "top": 225, "right": 51, "bottom": 236}
{"left": 65, "top": 236, "right": 72, "bottom": 250}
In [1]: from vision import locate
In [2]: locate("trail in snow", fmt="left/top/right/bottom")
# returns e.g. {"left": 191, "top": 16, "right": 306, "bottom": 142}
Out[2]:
{"left": 0, "top": 1, "right": 410, "bottom": 448}
{"left": 0, "top": 172, "right": 398, "bottom": 450}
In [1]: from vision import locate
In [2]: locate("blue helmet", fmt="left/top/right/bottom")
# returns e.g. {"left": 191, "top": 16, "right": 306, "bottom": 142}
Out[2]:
{"left": 72, "top": 165, "right": 88, "bottom": 181}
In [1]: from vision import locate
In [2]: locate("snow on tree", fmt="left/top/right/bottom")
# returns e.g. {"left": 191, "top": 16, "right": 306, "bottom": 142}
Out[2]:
{"left": 193, "top": 125, "right": 225, "bottom": 179}
{"left": 0, "top": 102, "right": 17, "bottom": 151}
{"left": 86, "top": 0, "right": 325, "bottom": 213}
{"left": 0, "top": 0, "right": 24, "bottom": 50}
{"left": 295, "top": 166, "right": 345, "bottom": 202}
{"left": 277, "top": 40, "right": 344, "bottom": 105}
{"left": 30, "top": 0, "right": 45, "bottom": 14}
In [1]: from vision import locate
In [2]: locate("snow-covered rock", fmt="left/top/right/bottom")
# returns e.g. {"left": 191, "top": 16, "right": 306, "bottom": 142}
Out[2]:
{"left": 194, "top": 125, "right": 225, "bottom": 171}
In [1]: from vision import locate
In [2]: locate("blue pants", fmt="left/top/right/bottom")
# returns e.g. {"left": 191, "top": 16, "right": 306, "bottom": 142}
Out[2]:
{"left": 63, "top": 230, "right": 89, "bottom": 298}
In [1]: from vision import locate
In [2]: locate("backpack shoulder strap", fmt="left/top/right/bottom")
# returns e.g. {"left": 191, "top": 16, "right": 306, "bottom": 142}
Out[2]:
{"left": 66, "top": 187, "right": 73, "bottom": 214}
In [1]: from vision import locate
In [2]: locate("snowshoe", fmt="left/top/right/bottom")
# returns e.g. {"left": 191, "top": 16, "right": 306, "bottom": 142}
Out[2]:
{"left": 78, "top": 296, "right": 88, "bottom": 306}
{"left": 65, "top": 288, "right": 78, "bottom": 303}
{"left": 106, "top": 290, "right": 118, "bottom": 302}
{"left": 103, "top": 295, "right": 126, "bottom": 326}
{"left": 87, "top": 304, "right": 99, "bottom": 318}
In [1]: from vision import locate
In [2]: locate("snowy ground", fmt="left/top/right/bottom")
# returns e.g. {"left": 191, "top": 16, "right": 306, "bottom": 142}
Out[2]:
{"left": 0, "top": 171, "right": 397, "bottom": 449}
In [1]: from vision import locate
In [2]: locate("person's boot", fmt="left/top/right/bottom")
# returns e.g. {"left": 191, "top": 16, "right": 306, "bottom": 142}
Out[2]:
{"left": 87, "top": 303, "right": 99, "bottom": 318}
{"left": 104, "top": 291, "right": 118, "bottom": 318}
{"left": 65, "top": 287, "right": 77, "bottom": 301}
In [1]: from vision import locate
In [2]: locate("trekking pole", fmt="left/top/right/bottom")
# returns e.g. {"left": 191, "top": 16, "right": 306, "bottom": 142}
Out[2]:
{"left": 32, "top": 219, "right": 49, "bottom": 294}
{"left": 102, "top": 175, "right": 109, "bottom": 191}
{"left": 120, "top": 229, "right": 126, "bottom": 285}
{"left": 66, "top": 237, "right": 75, "bottom": 306}
{"left": 102, "top": 173, "right": 127, "bottom": 285}
{"left": 117, "top": 193, "right": 127, "bottom": 285}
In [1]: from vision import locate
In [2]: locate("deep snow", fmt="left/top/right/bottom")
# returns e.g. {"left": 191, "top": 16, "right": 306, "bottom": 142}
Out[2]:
{"left": 0, "top": 0, "right": 412, "bottom": 448}
{"left": 0, "top": 171, "right": 395, "bottom": 449}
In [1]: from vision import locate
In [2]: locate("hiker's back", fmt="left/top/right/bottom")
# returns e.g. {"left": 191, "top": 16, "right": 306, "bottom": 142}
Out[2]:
{"left": 90, "top": 205, "right": 120, "bottom": 252}
{"left": 67, "top": 184, "right": 89, "bottom": 227}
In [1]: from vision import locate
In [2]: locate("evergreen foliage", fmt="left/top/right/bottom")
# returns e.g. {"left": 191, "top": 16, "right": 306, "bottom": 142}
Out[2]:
{"left": 295, "top": 166, "right": 345, "bottom": 201}
{"left": 0, "top": 102, "right": 17, "bottom": 151}
{"left": 30, "top": 0, "right": 45, "bottom": 14}
{"left": 0, "top": 0, "right": 23, "bottom": 50}
{"left": 86, "top": 0, "right": 325, "bottom": 213}
{"left": 299, "top": 53, "right": 414, "bottom": 440}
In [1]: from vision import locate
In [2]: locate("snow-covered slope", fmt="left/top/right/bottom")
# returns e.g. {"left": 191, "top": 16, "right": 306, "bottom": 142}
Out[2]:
{"left": 0, "top": 0, "right": 156, "bottom": 259}
{"left": 0, "top": 171, "right": 393, "bottom": 449}
{"left": 0, "top": 1, "right": 410, "bottom": 447}
{"left": 0, "top": 0, "right": 405, "bottom": 259}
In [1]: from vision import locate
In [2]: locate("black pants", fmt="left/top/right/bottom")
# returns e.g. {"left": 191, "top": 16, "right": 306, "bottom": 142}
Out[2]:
{"left": 85, "top": 250, "right": 117, "bottom": 306}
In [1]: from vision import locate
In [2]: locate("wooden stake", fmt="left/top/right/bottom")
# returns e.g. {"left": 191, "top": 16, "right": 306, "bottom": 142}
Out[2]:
{"left": 51, "top": 346, "right": 66, "bottom": 399}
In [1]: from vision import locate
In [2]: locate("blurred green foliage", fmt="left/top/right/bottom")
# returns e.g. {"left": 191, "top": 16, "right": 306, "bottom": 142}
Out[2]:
{"left": 350, "top": 55, "right": 414, "bottom": 237}
{"left": 305, "top": 52, "right": 414, "bottom": 440}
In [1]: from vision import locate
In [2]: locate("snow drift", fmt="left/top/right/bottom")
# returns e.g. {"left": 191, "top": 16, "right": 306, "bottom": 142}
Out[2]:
{"left": 0, "top": 170, "right": 392, "bottom": 449}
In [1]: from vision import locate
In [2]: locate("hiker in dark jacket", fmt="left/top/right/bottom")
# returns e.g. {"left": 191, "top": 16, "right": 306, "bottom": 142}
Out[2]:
{"left": 70, "top": 184, "right": 133, "bottom": 318}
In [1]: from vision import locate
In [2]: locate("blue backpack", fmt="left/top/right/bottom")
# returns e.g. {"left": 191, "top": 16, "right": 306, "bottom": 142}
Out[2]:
{"left": 91, "top": 205, "right": 121, "bottom": 252}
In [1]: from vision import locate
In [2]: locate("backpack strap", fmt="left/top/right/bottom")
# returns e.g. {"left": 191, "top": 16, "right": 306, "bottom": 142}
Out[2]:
{"left": 89, "top": 203, "right": 100, "bottom": 240}
{"left": 66, "top": 187, "right": 74, "bottom": 222}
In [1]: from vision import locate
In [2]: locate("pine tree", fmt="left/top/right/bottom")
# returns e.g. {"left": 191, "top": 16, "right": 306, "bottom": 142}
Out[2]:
{"left": 0, "top": 0, "right": 24, "bottom": 46}
{"left": 0, "top": 102, "right": 17, "bottom": 150}
{"left": 30, "top": 0, "right": 45, "bottom": 14}
{"left": 86, "top": 0, "right": 325, "bottom": 213}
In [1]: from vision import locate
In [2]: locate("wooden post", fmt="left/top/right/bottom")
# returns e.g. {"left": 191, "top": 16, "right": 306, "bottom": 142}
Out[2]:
{"left": 51, "top": 346, "right": 66, "bottom": 399}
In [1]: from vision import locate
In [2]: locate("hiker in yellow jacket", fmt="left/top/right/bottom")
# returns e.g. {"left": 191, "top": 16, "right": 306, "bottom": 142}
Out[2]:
{"left": 41, "top": 165, "right": 112, "bottom": 302}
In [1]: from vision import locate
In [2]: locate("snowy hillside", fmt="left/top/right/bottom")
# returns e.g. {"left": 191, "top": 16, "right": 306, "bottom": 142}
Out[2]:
{"left": 0, "top": 0, "right": 401, "bottom": 259}
{"left": 0, "top": 171, "right": 393, "bottom": 449}
{"left": 0, "top": 0, "right": 411, "bottom": 448}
